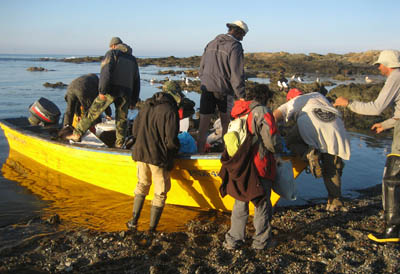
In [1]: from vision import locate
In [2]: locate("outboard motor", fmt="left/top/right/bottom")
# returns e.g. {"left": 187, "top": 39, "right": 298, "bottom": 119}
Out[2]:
{"left": 28, "top": 97, "right": 61, "bottom": 126}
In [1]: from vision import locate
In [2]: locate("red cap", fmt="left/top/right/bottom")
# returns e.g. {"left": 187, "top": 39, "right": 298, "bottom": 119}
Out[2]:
{"left": 286, "top": 88, "right": 303, "bottom": 101}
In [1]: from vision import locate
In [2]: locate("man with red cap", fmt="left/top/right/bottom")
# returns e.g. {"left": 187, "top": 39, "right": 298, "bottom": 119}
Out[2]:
{"left": 273, "top": 89, "right": 351, "bottom": 212}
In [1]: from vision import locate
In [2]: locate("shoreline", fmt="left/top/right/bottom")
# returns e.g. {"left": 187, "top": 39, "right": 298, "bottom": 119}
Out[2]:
{"left": 1, "top": 184, "right": 399, "bottom": 273}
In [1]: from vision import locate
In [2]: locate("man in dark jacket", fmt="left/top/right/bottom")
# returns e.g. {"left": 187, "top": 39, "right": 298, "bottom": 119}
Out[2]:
{"left": 126, "top": 92, "right": 180, "bottom": 232}
{"left": 63, "top": 73, "right": 111, "bottom": 128}
{"left": 197, "top": 20, "right": 248, "bottom": 152}
{"left": 66, "top": 37, "right": 141, "bottom": 148}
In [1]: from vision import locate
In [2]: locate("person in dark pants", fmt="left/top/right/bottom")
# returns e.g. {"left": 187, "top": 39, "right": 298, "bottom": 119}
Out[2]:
{"left": 334, "top": 50, "right": 400, "bottom": 243}
{"left": 63, "top": 73, "right": 111, "bottom": 128}
{"left": 197, "top": 20, "right": 248, "bottom": 153}
{"left": 66, "top": 37, "right": 140, "bottom": 148}
{"left": 126, "top": 92, "right": 180, "bottom": 232}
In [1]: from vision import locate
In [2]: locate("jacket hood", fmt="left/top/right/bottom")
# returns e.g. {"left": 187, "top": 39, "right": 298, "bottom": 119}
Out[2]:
{"left": 148, "top": 92, "right": 178, "bottom": 108}
{"left": 231, "top": 100, "right": 252, "bottom": 118}
{"left": 115, "top": 43, "right": 132, "bottom": 55}
{"left": 215, "top": 34, "right": 238, "bottom": 45}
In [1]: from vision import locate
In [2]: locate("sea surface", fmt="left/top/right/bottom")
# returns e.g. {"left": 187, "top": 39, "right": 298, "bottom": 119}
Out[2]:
{"left": 0, "top": 54, "right": 392, "bottom": 232}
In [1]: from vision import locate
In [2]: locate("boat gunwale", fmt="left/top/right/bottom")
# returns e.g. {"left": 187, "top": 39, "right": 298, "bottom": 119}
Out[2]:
{"left": 0, "top": 117, "right": 222, "bottom": 160}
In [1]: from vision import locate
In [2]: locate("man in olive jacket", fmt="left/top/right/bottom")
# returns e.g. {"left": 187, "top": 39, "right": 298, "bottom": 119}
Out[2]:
{"left": 127, "top": 92, "right": 180, "bottom": 232}
{"left": 67, "top": 37, "right": 140, "bottom": 148}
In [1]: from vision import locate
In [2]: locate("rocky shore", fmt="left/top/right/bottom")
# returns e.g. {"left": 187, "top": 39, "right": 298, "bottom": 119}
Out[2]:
{"left": 37, "top": 51, "right": 392, "bottom": 133}
{"left": 1, "top": 184, "right": 399, "bottom": 273}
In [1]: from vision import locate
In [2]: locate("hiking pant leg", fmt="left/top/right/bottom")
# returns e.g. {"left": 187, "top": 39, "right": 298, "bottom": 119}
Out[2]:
{"left": 75, "top": 94, "right": 114, "bottom": 136}
{"left": 321, "top": 153, "right": 343, "bottom": 199}
{"left": 220, "top": 95, "right": 234, "bottom": 137}
{"left": 197, "top": 113, "right": 213, "bottom": 153}
{"left": 392, "top": 120, "right": 400, "bottom": 154}
{"left": 134, "top": 162, "right": 153, "bottom": 197}
{"left": 252, "top": 179, "right": 273, "bottom": 249}
{"left": 225, "top": 200, "right": 248, "bottom": 247}
{"left": 114, "top": 94, "right": 130, "bottom": 147}
{"left": 149, "top": 164, "right": 171, "bottom": 208}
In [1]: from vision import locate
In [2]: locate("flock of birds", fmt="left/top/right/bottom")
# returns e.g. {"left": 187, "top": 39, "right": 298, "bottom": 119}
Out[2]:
{"left": 149, "top": 73, "right": 374, "bottom": 93}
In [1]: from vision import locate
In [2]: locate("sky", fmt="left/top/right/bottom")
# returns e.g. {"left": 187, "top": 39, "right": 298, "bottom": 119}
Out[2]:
{"left": 1, "top": 0, "right": 399, "bottom": 57}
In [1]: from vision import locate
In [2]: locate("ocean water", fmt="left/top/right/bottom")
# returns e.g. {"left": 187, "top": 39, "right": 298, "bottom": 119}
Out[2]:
{"left": 0, "top": 54, "right": 392, "bottom": 231}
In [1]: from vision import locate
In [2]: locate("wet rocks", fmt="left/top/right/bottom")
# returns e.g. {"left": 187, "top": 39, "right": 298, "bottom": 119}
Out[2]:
{"left": 43, "top": 82, "right": 67, "bottom": 89}
{"left": 27, "top": 66, "right": 48, "bottom": 72}
{"left": 1, "top": 184, "right": 399, "bottom": 273}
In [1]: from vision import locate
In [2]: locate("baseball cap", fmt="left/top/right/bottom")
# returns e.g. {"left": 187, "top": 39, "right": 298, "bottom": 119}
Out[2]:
{"left": 286, "top": 88, "right": 303, "bottom": 101}
{"left": 373, "top": 50, "right": 400, "bottom": 68}
{"left": 226, "top": 20, "right": 249, "bottom": 34}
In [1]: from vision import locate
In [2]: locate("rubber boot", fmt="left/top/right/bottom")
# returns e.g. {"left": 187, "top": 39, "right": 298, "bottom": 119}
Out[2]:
{"left": 149, "top": 206, "right": 164, "bottom": 232}
{"left": 368, "top": 155, "right": 400, "bottom": 243}
{"left": 126, "top": 194, "right": 145, "bottom": 230}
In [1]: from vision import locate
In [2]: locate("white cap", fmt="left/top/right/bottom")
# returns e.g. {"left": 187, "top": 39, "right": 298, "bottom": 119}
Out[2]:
{"left": 373, "top": 50, "right": 400, "bottom": 68}
{"left": 226, "top": 20, "right": 249, "bottom": 34}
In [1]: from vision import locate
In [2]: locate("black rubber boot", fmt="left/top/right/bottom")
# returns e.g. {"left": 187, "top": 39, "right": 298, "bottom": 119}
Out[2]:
{"left": 126, "top": 195, "right": 146, "bottom": 230}
{"left": 149, "top": 206, "right": 164, "bottom": 232}
{"left": 368, "top": 155, "right": 400, "bottom": 243}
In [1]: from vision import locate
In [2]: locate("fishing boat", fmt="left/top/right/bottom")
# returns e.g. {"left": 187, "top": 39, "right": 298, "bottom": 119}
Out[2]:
{"left": 0, "top": 117, "right": 306, "bottom": 213}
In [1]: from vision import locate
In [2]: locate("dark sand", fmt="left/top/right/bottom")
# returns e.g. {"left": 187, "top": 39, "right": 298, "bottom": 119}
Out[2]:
{"left": 1, "top": 184, "right": 399, "bottom": 273}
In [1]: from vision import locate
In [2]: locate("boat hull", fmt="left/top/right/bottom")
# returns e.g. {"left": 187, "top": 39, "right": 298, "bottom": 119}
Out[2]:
{"left": 0, "top": 118, "right": 306, "bottom": 212}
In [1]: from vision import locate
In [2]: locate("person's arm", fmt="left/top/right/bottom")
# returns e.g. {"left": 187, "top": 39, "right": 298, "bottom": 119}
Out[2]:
{"left": 273, "top": 109, "right": 284, "bottom": 123}
{"left": 63, "top": 93, "right": 76, "bottom": 127}
{"left": 98, "top": 50, "right": 116, "bottom": 97}
{"left": 229, "top": 44, "right": 245, "bottom": 99}
{"left": 131, "top": 57, "right": 141, "bottom": 107}
{"left": 372, "top": 117, "right": 397, "bottom": 133}
{"left": 165, "top": 109, "right": 180, "bottom": 153}
{"left": 336, "top": 79, "right": 398, "bottom": 115}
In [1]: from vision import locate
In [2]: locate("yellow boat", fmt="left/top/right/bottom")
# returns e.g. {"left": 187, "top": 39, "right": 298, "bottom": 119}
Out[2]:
{"left": 0, "top": 117, "right": 306, "bottom": 213}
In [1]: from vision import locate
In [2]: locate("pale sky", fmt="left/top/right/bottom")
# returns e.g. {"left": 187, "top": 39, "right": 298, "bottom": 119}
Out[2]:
{"left": 1, "top": 0, "right": 399, "bottom": 57}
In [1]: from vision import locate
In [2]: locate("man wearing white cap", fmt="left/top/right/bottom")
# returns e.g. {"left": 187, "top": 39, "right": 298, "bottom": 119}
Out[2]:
{"left": 197, "top": 20, "right": 249, "bottom": 153}
{"left": 334, "top": 50, "right": 400, "bottom": 243}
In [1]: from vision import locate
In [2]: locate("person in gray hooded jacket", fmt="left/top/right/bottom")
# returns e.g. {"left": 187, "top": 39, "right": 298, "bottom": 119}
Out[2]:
{"left": 197, "top": 20, "right": 248, "bottom": 153}
{"left": 334, "top": 50, "right": 400, "bottom": 243}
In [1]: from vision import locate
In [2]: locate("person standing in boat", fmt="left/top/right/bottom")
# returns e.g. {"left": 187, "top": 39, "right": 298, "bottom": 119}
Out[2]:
{"left": 274, "top": 88, "right": 351, "bottom": 212}
{"left": 62, "top": 73, "right": 111, "bottom": 128}
{"left": 219, "top": 84, "right": 282, "bottom": 250}
{"left": 66, "top": 37, "right": 140, "bottom": 148}
{"left": 334, "top": 50, "right": 400, "bottom": 243}
{"left": 126, "top": 91, "right": 181, "bottom": 232}
{"left": 197, "top": 20, "right": 248, "bottom": 153}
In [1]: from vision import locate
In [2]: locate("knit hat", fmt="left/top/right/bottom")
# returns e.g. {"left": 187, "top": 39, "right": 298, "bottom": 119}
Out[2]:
{"left": 286, "top": 88, "right": 303, "bottom": 101}
{"left": 373, "top": 50, "right": 400, "bottom": 68}
{"left": 109, "top": 37, "right": 122, "bottom": 47}
{"left": 226, "top": 20, "right": 249, "bottom": 34}
{"left": 162, "top": 81, "right": 182, "bottom": 104}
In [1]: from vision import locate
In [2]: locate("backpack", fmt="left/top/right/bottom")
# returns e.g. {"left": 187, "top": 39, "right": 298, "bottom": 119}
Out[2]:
{"left": 223, "top": 114, "right": 249, "bottom": 157}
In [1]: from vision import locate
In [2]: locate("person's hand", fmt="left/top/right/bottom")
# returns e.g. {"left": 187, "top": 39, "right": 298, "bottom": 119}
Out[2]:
{"left": 371, "top": 123, "right": 385, "bottom": 134}
{"left": 99, "top": 94, "right": 106, "bottom": 101}
{"left": 333, "top": 97, "right": 349, "bottom": 107}
{"left": 105, "top": 115, "right": 112, "bottom": 121}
